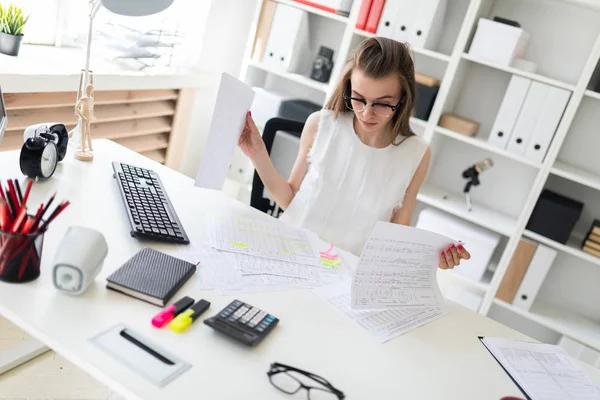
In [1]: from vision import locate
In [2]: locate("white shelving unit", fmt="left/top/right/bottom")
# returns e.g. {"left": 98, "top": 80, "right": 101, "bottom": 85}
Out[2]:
{"left": 274, "top": 0, "right": 349, "bottom": 22}
{"left": 584, "top": 89, "right": 600, "bottom": 101}
{"left": 239, "top": 0, "right": 600, "bottom": 352}
{"left": 354, "top": 29, "right": 452, "bottom": 62}
{"left": 416, "top": 184, "right": 516, "bottom": 237}
{"left": 461, "top": 53, "right": 577, "bottom": 91}
{"left": 494, "top": 299, "right": 600, "bottom": 352}
{"left": 523, "top": 229, "right": 600, "bottom": 269}
{"left": 551, "top": 161, "right": 600, "bottom": 193}
{"left": 434, "top": 126, "right": 542, "bottom": 169}
{"left": 246, "top": 59, "right": 330, "bottom": 93}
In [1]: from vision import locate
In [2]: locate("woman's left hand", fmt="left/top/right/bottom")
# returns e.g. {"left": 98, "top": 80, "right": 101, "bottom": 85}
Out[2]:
{"left": 439, "top": 243, "right": 471, "bottom": 269}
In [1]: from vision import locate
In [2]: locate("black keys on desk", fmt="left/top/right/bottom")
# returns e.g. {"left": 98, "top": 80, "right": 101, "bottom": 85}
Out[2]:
{"left": 204, "top": 300, "right": 279, "bottom": 346}
{"left": 112, "top": 162, "right": 190, "bottom": 244}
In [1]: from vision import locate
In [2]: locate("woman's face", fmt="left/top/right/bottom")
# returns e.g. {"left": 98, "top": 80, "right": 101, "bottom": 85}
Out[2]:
{"left": 349, "top": 69, "right": 402, "bottom": 133}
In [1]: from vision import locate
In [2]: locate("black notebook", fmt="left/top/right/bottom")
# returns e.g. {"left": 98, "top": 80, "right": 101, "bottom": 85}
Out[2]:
{"left": 106, "top": 248, "right": 196, "bottom": 307}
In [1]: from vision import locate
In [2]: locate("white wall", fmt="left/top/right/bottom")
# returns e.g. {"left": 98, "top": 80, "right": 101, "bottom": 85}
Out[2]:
{"left": 180, "top": 0, "right": 260, "bottom": 179}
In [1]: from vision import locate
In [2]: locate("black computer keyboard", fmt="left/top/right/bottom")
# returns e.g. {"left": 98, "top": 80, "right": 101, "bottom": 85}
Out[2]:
{"left": 112, "top": 162, "right": 190, "bottom": 244}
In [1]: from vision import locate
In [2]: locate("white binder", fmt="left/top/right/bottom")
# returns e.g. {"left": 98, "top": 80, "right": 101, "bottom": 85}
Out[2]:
{"left": 506, "top": 81, "right": 549, "bottom": 157}
{"left": 263, "top": 4, "right": 310, "bottom": 74}
{"left": 390, "top": 0, "right": 419, "bottom": 43}
{"left": 409, "top": 0, "right": 447, "bottom": 49}
{"left": 513, "top": 244, "right": 557, "bottom": 311}
{"left": 488, "top": 75, "right": 531, "bottom": 150}
{"left": 377, "top": 0, "right": 404, "bottom": 38}
{"left": 524, "top": 86, "right": 570, "bottom": 163}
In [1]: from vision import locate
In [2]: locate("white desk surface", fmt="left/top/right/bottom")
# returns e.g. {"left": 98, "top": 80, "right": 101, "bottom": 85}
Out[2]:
{"left": 0, "top": 140, "right": 598, "bottom": 399}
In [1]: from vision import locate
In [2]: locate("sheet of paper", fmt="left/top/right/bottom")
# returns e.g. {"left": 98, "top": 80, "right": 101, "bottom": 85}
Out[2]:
{"left": 210, "top": 216, "right": 321, "bottom": 267}
{"left": 178, "top": 241, "right": 349, "bottom": 294}
{"left": 315, "top": 282, "right": 448, "bottom": 343}
{"left": 351, "top": 221, "right": 453, "bottom": 310}
{"left": 195, "top": 72, "right": 255, "bottom": 190}
{"left": 235, "top": 253, "right": 325, "bottom": 279}
{"left": 481, "top": 337, "right": 600, "bottom": 400}
{"left": 178, "top": 243, "right": 241, "bottom": 289}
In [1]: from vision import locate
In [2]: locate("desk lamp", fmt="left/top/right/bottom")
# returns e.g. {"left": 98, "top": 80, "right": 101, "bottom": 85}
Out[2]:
{"left": 72, "top": 0, "right": 174, "bottom": 162}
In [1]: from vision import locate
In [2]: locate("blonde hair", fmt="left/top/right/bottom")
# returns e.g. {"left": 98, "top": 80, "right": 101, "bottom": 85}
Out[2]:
{"left": 325, "top": 36, "right": 416, "bottom": 144}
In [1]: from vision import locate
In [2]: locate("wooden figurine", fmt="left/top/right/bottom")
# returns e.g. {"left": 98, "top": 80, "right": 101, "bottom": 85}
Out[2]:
{"left": 74, "top": 83, "right": 96, "bottom": 162}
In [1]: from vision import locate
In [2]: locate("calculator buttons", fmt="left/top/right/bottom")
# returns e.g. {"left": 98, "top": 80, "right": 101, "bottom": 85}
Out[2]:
{"left": 240, "top": 307, "right": 260, "bottom": 324}
{"left": 204, "top": 300, "right": 278, "bottom": 346}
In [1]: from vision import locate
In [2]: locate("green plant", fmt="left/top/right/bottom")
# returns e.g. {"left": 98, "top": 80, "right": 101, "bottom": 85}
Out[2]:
{"left": 0, "top": 3, "right": 29, "bottom": 36}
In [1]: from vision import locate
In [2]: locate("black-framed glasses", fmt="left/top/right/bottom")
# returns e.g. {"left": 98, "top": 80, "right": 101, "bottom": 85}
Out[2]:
{"left": 343, "top": 94, "right": 401, "bottom": 118}
{"left": 267, "top": 362, "right": 345, "bottom": 399}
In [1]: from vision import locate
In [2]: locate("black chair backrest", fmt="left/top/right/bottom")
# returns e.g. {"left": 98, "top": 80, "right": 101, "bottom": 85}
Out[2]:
{"left": 250, "top": 117, "right": 305, "bottom": 217}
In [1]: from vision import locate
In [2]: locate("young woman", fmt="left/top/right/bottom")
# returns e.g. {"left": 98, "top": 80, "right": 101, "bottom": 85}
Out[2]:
{"left": 239, "top": 36, "right": 470, "bottom": 269}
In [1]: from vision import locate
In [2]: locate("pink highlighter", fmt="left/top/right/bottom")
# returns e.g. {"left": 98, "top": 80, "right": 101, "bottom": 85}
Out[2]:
{"left": 152, "top": 296, "right": 195, "bottom": 328}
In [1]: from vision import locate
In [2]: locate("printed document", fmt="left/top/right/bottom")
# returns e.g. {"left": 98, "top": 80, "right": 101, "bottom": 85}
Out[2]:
{"left": 210, "top": 216, "right": 321, "bottom": 267}
{"left": 481, "top": 337, "right": 600, "bottom": 400}
{"left": 351, "top": 221, "right": 454, "bottom": 310}
{"left": 316, "top": 282, "right": 447, "bottom": 343}
{"left": 195, "top": 72, "right": 255, "bottom": 190}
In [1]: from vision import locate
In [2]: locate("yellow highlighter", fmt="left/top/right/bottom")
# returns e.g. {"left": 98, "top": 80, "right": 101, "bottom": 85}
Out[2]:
{"left": 169, "top": 299, "right": 211, "bottom": 333}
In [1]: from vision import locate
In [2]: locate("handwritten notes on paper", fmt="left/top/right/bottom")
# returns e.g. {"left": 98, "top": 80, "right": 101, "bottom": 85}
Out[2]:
{"left": 481, "top": 337, "right": 600, "bottom": 400}
{"left": 351, "top": 222, "right": 453, "bottom": 311}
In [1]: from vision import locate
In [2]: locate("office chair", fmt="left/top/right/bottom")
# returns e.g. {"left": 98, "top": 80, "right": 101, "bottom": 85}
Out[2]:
{"left": 250, "top": 117, "right": 304, "bottom": 218}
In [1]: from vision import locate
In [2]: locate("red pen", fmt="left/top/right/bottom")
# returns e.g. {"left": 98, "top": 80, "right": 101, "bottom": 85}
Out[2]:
{"left": 37, "top": 201, "right": 70, "bottom": 232}
{"left": 10, "top": 207, "right": 27, "bottom": 234}
{"left": 14, "top": 180, "right": 23, "bottom": 206}
{"left": 0, "top": 181, "right": 6, "bottom": 202}
{"left": 6, "top": 180, "right": 19, "bottom": 209}
{"left": 21, "top": 205, "right": 43, "bottom": 235}
{"left": 21, "top": 179, "right": 33, "bottom": 209}
{"left": 5, "top": 181, "right": 19, "bottom": 218}
{"left": 0, "top": 198, "right": 9, "bottom": 231}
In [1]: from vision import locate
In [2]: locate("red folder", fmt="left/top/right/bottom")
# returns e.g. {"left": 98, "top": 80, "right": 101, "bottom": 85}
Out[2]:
{"left": 365, "top": 0, "right": 385, "bottom": 33}
{"left": 356, "top": 0, "right": 373, "bottom": 30}
{"left": 292, "top": 0, "right": 337, "bottom": 14}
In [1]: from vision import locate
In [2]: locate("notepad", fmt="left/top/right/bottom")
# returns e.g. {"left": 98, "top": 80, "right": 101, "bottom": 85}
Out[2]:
{"left": 480, "top": 337, "right": 600, "bottom": 400}
{"left": 106, "top": 248, "right": 196, "bottom": 307}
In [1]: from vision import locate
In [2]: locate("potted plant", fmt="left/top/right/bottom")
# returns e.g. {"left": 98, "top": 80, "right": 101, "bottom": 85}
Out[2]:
{"left": 0, "top": 3, "right": 29, "bottom": 56}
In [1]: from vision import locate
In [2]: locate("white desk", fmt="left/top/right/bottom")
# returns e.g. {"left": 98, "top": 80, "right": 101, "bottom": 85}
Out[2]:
{"left": 0, "top": 140, "right": 598, "bottom": 399}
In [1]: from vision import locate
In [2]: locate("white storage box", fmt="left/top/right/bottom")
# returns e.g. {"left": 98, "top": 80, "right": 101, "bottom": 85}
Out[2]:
{"left": 416, "top": 208, "right": 501, "bottom": 282}
{"left": 468, "top": 18, "right": 529, "bottom": 66}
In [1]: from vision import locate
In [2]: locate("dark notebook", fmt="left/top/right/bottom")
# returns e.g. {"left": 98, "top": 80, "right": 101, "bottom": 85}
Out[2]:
{"left": 106, "top": 248, "right": 196, "bottom": 307}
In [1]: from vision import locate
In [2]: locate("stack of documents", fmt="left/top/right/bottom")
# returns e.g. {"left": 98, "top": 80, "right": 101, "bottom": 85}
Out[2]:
{"left": 178, "top": 216, "right": 350, "bottom": 294}
{"left": 317, "top": 222, "right": 456, "bottom": 342}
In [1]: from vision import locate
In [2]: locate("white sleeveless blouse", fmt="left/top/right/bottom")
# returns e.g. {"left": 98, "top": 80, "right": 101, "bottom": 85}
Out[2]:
{"left": 280, "top": 110, "right": 428, "bottom": 255}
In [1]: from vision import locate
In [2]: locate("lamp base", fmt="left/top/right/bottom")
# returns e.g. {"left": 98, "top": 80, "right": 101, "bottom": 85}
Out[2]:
{"left": 74, "top": 150, "right": 94, "bottom": 162}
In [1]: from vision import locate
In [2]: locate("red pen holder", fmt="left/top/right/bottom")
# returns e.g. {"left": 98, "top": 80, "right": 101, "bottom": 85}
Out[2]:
{"left": 0, "top": 229, "right": 45, "bottom": 283}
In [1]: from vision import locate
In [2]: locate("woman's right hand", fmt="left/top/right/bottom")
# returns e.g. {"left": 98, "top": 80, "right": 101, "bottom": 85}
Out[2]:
{"left": 238, "top": 112, "right": 267, "bottom": 160}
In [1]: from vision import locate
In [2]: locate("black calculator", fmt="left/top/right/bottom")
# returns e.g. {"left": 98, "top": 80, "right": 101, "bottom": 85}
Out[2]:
{"left": 203, "top": 300, "right": 279, "bottom": 346}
